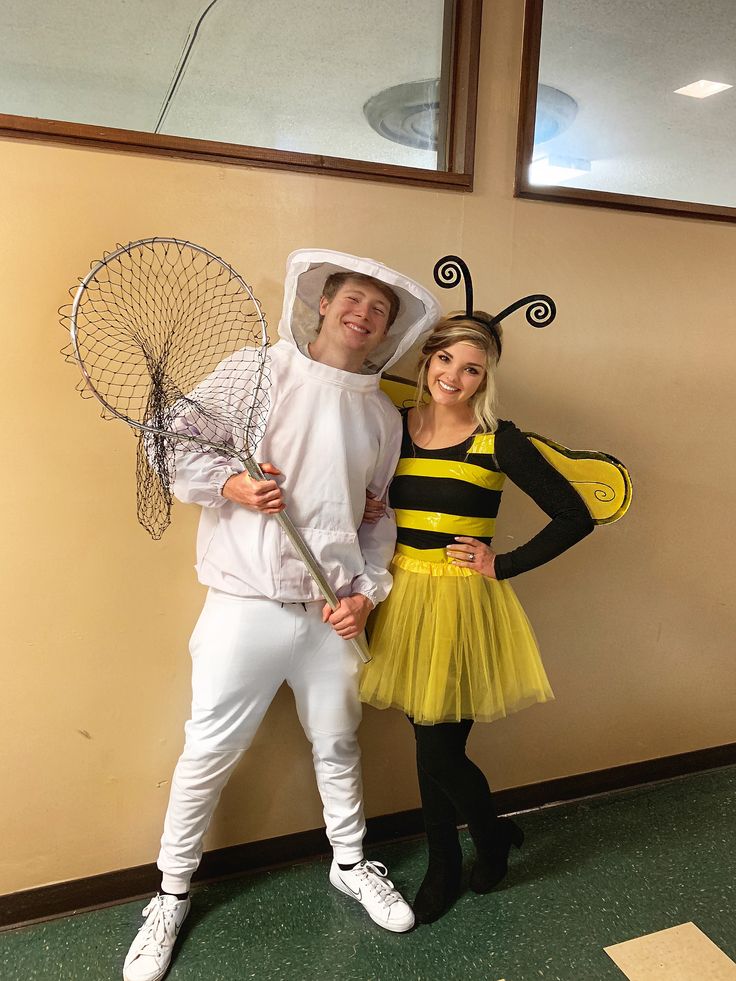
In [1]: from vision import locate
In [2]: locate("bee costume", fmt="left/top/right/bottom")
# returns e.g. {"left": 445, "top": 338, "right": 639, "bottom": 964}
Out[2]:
{"left": 359, "top": 255, "right": 631, "bottom": 923}
{"left": 361, "top": 256, "right": 631, "bottom": 725}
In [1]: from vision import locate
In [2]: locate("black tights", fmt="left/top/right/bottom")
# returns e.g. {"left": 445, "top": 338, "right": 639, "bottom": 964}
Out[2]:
{"left": 411, "top": 719, "right": 497, "bottom": 844}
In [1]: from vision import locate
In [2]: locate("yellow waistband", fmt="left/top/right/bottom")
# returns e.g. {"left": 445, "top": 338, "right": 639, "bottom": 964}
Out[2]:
{"left": 394, "top": 544, "right": 476, "bottom": 576}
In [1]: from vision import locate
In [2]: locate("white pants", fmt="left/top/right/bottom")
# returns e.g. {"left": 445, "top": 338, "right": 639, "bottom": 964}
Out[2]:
{"left": 157, "top": 589, "right": 365, "bottom": 893}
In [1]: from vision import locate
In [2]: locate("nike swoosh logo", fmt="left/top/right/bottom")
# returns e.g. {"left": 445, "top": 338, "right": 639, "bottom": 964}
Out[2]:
{"left": 339, "top": 877, "right": 362, "bottom": 901}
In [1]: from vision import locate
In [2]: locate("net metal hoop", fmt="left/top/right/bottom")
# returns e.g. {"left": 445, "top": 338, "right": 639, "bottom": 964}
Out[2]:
{"left": 68, "top": 236, "right": 269, "bottom": 457}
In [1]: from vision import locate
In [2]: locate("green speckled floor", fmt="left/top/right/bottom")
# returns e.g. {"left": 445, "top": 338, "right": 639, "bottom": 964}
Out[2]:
{"left": 3, "top": 766, "right": 736, "bottom": 981}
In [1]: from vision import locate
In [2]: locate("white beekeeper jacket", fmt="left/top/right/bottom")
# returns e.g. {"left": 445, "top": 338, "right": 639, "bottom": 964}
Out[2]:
{"left": 171, "top": 249, "right": 441, "bottom": 605}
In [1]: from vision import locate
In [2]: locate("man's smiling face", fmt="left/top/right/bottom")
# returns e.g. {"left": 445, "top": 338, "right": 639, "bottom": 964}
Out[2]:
{"left": 318, "top": 279, "right": 392, "bottom": 359}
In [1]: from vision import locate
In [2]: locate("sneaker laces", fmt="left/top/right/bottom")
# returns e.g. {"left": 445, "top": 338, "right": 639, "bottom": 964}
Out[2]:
{"left": 135, "top": 895, "right": 180, "bottom": 954}
{"left": 353, "top": 861, "right": 400, "bottom": 907}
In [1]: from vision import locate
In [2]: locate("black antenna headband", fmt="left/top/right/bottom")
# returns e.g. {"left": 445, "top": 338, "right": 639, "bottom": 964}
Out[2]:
{"left": 432, "top": 255, "right": 557, "bottom": 357}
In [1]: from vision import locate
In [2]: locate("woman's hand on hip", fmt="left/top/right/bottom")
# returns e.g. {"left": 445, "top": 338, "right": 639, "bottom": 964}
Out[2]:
{"left": 446, "top": 536, "right": 498, "bottom": 579}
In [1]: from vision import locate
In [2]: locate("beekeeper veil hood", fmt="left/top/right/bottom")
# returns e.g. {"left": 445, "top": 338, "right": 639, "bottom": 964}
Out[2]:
{"left": 279, "top": 249, "right": 442, "bottom": 374}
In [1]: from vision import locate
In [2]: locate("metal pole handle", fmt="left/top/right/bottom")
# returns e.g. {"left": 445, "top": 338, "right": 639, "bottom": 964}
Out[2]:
{"left": 243, "top": 458, "right": 372, "bottom": 664}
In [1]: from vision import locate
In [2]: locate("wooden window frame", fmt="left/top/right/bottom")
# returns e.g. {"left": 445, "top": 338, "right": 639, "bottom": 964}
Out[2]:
{"left": 0, "top": 0, "right": 482, "bottom": 192}
{"left": 515, "top": 0, "right": 736, "bottom": 224}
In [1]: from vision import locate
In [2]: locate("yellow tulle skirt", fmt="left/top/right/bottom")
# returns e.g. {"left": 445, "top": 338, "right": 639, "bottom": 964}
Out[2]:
{"left": 360, "top": 552, "right": 554, "bottom": 724}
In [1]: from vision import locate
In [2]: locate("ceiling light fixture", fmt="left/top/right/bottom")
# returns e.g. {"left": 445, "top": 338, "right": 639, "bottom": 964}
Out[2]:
{"left": 534, "top": 85, "right": 579, "bottom": 144}
{"left": 363, "top": 79, "right": 439, "bottom": 150}
{"left": 674, "top": 79, "right": 732, "bottom": 99}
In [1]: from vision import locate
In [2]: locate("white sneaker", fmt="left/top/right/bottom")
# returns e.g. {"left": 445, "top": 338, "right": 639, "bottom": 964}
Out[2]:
{"left": 122, "top": 893, "right": 191, "bottom": 981}
{"left": 329, "top": 859, "right": 415, "bottom": 933}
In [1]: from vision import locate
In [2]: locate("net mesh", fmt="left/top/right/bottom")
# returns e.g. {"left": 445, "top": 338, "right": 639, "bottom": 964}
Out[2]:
{"left": 61, "top": 238, "right": 270, "bottom": 539}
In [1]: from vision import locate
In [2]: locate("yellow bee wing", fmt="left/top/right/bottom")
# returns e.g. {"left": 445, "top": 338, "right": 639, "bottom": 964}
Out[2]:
{"left": 526, "top": 434, "right": 632, "bottom": 525}
{"left": 380, "top": 373, "right": 426, "bottom": 408}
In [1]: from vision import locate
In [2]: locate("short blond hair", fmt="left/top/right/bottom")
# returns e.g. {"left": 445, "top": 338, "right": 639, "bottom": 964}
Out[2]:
{"left": 415, "top": 313, "right": 502, "bottom": 433}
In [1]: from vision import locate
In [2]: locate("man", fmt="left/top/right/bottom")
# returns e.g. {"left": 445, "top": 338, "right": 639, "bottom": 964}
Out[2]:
{"left": 123, "top": 249, "right": 440, "bottom": 981}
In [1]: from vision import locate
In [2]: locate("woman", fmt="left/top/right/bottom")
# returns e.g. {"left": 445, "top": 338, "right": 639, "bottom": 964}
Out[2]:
{"left": 360, "top": 312, "right": 595, "bottom": 924}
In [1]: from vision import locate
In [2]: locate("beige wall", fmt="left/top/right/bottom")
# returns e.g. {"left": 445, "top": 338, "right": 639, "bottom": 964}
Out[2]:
{"left": 2, "top": 0, "right": 735, "bottom": 896}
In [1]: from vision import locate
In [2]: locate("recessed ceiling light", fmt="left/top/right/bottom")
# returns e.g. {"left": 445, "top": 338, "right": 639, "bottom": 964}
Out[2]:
{"left": 674, "top": 79, "right": 732, "bottom": 99}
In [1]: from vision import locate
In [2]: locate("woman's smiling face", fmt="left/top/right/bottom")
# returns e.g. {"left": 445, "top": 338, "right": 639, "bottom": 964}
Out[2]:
{"left": 427, "top": 341, "right": 487, "bottom": 406}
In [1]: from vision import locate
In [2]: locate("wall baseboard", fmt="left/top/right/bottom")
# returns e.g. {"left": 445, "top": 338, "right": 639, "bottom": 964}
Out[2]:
{"left": 3, "top": 741, "right": 735, "bottom": 931}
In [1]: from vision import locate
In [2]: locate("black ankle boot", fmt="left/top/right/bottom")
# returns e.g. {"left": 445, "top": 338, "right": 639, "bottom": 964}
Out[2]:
{"left": 413, "top": 829, "right": 463, "bottom": 924}
{"left": 469, "top": 816, "right": 524, "bottom": 894}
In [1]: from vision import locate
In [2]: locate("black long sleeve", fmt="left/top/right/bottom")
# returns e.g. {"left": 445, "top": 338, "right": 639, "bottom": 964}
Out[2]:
{"left": 492, "top": 421, "right": 594, "bottom": 580}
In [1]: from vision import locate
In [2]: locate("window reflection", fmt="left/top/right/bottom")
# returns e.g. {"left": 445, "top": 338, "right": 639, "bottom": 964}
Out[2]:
{"left": 1, "top": 0, "right": 449, "bottom": 171}
{"left": 521, "top": 0, "right": 735, "bottom": 212}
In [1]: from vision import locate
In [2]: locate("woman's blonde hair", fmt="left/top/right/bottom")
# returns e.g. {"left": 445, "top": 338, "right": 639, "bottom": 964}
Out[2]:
{"left": 414, "top": 313, "right": 502, "bottom": 433}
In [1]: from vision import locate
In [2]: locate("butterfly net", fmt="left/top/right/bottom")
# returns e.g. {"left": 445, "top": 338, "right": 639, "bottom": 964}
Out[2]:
{"left": 61, "top": 238, "right": 270, "bottom": 539}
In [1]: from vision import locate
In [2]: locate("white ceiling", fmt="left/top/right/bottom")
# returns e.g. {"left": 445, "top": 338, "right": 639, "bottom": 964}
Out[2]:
{"left": 0, "top": 0, "right": 444, "bottom": 169}
{"left": 537, "top": 0, "right": 736, "bottom": 206}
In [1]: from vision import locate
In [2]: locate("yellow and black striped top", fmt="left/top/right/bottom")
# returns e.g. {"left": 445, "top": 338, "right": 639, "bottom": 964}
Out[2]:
{"left": 390, "top": 412, "right": 595, "bottom": 580}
